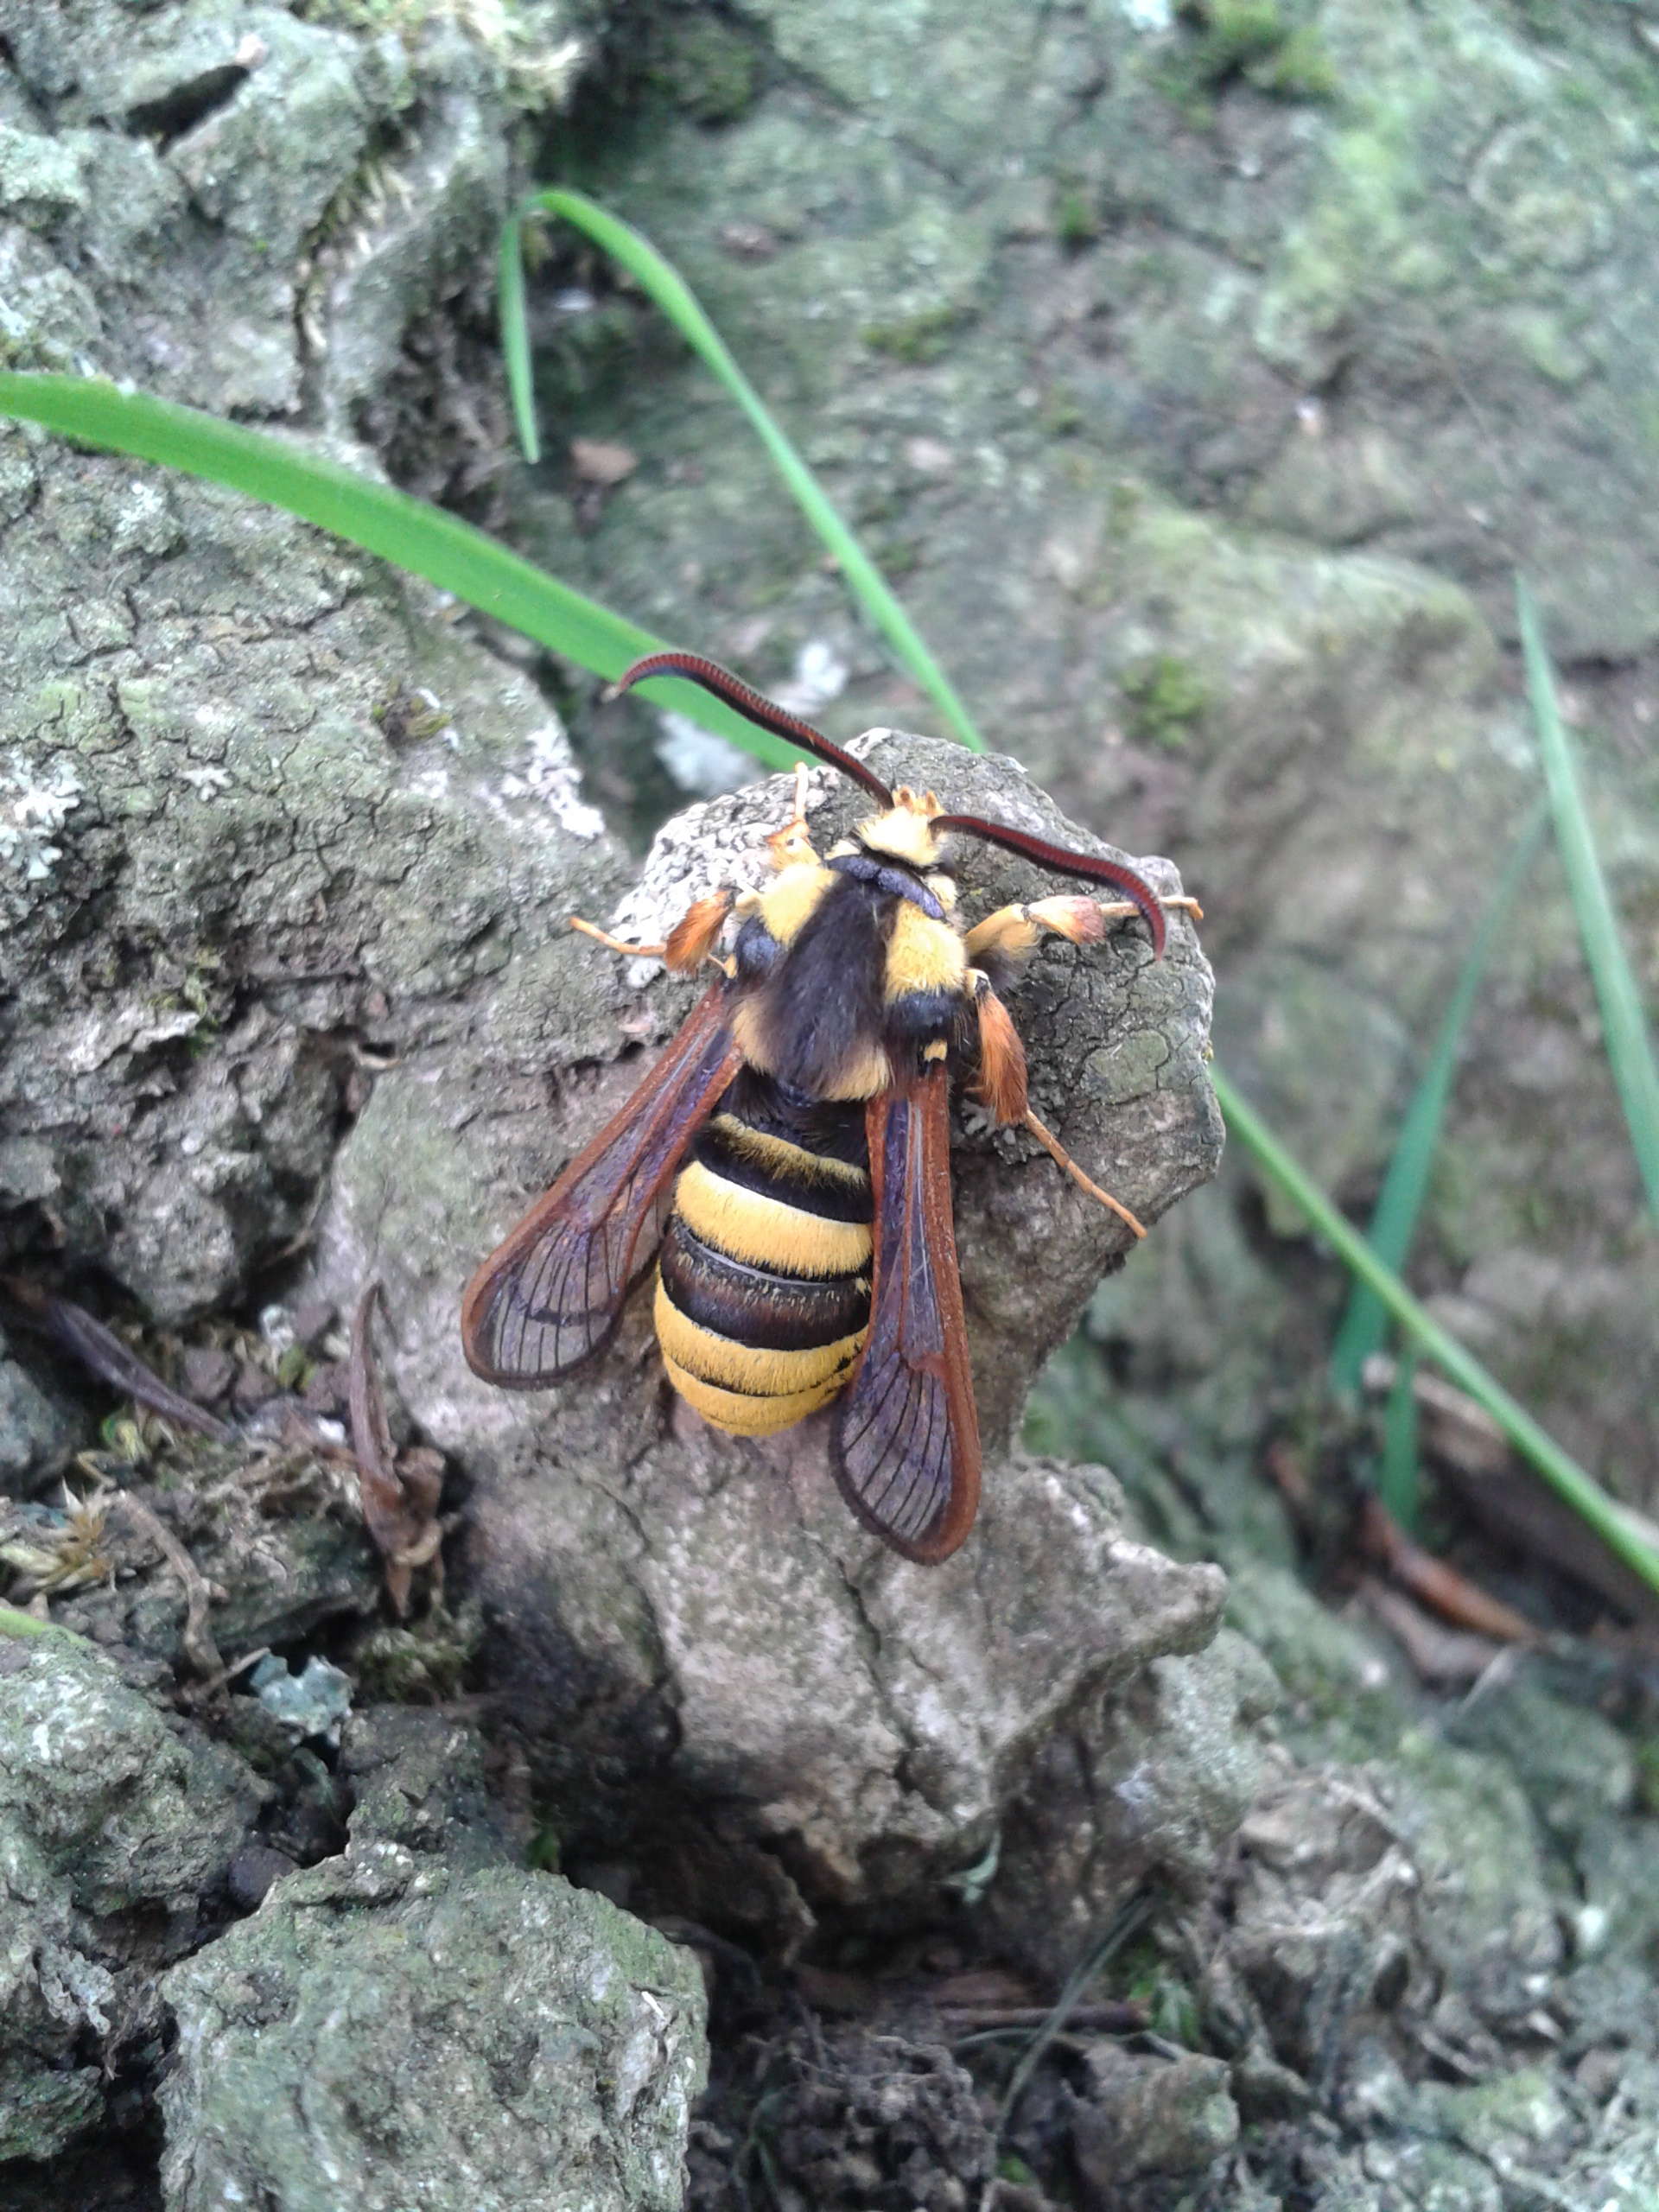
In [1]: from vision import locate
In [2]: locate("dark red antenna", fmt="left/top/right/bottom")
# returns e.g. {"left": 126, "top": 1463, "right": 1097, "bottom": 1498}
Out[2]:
{"left": 932, "top": 815, "right": 1168, "bottom": 957}
{"left": 609, "top": 653, "right": 894, "bottom": 808}
{"left": 613, "top": 655, "right": 1167, "bottom": 953}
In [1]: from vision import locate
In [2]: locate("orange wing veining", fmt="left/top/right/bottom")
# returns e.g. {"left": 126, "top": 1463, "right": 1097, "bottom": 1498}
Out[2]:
{"left": 832, "top": 1061, "right": 981, "bottom": 1561}
{"left": 461, "top": 983, "right": 743, "bottom": 1387}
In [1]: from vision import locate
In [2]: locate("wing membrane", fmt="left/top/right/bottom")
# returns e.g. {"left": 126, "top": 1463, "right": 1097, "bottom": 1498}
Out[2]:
{"left": 461, "top": 983, "right": 742, "bottom": 1387}
{"left": 833, "top": 1063, "right": 981, "bottom": 1561}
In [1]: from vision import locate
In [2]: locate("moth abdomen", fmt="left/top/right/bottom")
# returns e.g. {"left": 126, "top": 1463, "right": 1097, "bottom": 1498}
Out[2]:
{"left": 654, "top": 1078, "right": 873, "bottom": 1439}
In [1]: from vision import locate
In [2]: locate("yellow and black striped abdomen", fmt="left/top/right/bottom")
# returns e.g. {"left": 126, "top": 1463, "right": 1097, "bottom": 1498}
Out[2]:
{"left": 655, "top": 1105, "right": 871, "bottom": 1437}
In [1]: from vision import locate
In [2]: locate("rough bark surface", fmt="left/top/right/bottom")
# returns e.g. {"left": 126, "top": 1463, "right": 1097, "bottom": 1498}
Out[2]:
{"left": 161, "top": 1728, "right": 707, "bottom": 2212}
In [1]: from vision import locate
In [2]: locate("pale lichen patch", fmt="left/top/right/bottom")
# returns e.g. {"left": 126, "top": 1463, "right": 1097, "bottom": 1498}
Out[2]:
{"left": 0, "top": 753, "right": 82, "bottom": 887}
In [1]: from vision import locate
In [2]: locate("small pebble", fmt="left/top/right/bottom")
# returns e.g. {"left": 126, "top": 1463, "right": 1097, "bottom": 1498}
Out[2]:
{"left": 181, "top": 1346, "right": 238, "bottom": 1402}
{"left": 226, "top": 1843, "right": 296, "bottom": 1910}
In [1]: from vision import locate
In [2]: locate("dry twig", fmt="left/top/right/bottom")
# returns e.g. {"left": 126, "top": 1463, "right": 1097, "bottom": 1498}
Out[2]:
{"left": 348, "top": 1281, "right": 444, "bottom": 1615}
{"left": 112, "top": 1491, "right": 223, "bottom": 1679}
{"left": 1358, "top": 1496, "right": 1540, "bottom": 1647}
{"left": 2, "top": 1277, "right": 232, "bottom": 1440}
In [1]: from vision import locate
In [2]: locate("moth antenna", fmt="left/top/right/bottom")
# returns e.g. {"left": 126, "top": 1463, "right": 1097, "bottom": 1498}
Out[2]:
{"left": 931, "top": 815, "right": 1169, "bottom": 957}
{"left": 610, "top": 652, "right": 894, "bottom": 808}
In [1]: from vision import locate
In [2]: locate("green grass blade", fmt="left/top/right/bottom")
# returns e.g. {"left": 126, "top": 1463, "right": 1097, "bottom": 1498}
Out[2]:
{"left": 0, "top": 371, "right": 800, "bottom": 771}
{"left": 0, "top": 1603, "right": 89, "bottom": 1643}
{"left": 1517, "top": 577, "right": 1659, "bottom": 1222}
{"left": 1330, "top": 799, "right": 1549, "bottom": 1397}
{"left": 497, "top": 206, "right": 541, "bottom": 466}
{"left": 1377, "top": 1350, "right": 1421, "bottom": 1529}
{"left": 512, "top": 187, "right": 988, "bottom": 753}
{"left": 1213, "top": 1061, "right": 1659, "bottom": 1603}
{"left": 995, "top": 1896, "right": 1152, "bottom": 2142}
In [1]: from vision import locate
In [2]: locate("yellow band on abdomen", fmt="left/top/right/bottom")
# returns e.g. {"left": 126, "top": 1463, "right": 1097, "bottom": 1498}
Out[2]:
{"left": 674, "top": 1159, "right": 873, "bottom": 1274}
{"left": 662, "top": 1354, "right": 849, "bottom": 1436}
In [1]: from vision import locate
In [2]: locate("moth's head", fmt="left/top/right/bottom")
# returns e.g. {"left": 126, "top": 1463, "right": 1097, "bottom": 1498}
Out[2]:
{"left": 851, "top": 785, "right": 946, "bottom": 872}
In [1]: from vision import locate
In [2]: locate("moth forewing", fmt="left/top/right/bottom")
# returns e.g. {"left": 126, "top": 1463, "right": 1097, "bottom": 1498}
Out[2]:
{"left": 459, "top": 982, "right": 742, "bottom": 1388}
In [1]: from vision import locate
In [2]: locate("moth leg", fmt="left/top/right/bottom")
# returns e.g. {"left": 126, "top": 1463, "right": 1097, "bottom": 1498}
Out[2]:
{"left": 967, "top": 972, "right": 1147, "bottom": 1236}
{"left": 569, "top": 917, "right": 667, "bottom": 959}
{"left": 968, "top": 970, "right": 1029, "bottom": 1127}
{"left": 1099, "top": 893, "right": 1202, "bottom": 923}
{"left": 766, "top": 765, "right": 820, "bottom": 871}
{"left": 1023, "top": 1109, "right": 1147, "bottom": 1240}
{"left": 963, "top": 892, "right": 1200, "bottom": 968}
{"left": 570, "top": 886, "right": 737, "bottom": 976}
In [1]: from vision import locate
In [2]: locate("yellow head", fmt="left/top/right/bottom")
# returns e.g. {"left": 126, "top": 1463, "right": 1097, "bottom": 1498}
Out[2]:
{"left": 842, "top": 786, "right": 946, "bottom": 872}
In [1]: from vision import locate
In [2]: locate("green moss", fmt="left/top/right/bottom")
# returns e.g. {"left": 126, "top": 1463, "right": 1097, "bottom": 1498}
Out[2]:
{"left": 351, "top": 1600, "right": 483, "bottom": 1700}
{"left": 1159, "top": 0, "right": 1338, "bottom": 119}
{"left": 1255, "top": 115, "right": 1418, "bottom": 372}
{"left": 861, "top": 302, "right": 971, "bottom": 365}
{"left": 0, "top": 1602, "right": 88, "bottom": 1643}
{"left": 872, "top": 534, "right": 924, "bottom": 578}
{"left": 648, "top": 16, "right": 761, "bottom": 125}
{"left": 1120, "top": 652, "right": 1211, "bottom": 748}
{"left": 1105, "top": 480, "right": 1144, "bottom": 537}
{"left": 1053, "top": 181, "right": 1100, "bottom": 251}
{"left": 534, "top": 300, "right": 647, "bottom": 410}
{"left": 1504, "top": 0, "right": 1572, "bottom": 40}
{"left": 1038, "top": 388, "right": 1086, "bottom": 437}
{"left": 1509, "top": 308, "right": 1591, "bottom": 387}
{"left": 1121, "top": 1941, "right": 1202, "bottom": 2044}
{"left": 275, "top": 1344, "right": 314, "bottom": 1390}
{"left": 1253, "top": 23, "right": 1338, "bottom": 99}
{"left": 1192, "top": 0, "right": 1288, "bottom": 69}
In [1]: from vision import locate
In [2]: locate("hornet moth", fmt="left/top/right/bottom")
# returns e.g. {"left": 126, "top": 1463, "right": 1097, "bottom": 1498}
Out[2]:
{"left": 461, "top": 654, "right": 1199, "bottom": 1564}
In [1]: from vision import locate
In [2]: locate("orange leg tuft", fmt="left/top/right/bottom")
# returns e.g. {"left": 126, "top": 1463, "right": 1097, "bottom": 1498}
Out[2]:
{"left": 969, "top": 975, "right": 1029, "bottom": 1127}
{"left": 571, "top": 887, "right": 737, "bottom": 977}
{"left": 664, "top": 888, "right": 737, "bottom": 973}
{"left": 964, "top": 893, "right": 1200, "bottom": 965}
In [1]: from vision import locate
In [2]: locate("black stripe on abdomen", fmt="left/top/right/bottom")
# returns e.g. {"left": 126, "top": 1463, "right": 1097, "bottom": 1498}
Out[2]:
{"left": 695, "top": 1113, "right": 870, "bottom": 1224}
{"left": 659, "top": 1218, "right": 868, "bottom": 1352}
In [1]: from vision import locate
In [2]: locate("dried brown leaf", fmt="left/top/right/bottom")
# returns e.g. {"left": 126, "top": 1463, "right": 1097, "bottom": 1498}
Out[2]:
{"left": 569, "top": 436, "right": 638, "bottom": 486}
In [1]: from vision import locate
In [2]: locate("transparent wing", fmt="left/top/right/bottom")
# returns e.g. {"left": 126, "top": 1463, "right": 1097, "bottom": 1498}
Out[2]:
{"left": 461, "top": 984, "right": 742, "bottom": 1387}
{"left": 832, "top": 1063, "right": 981, "bottom": 1561}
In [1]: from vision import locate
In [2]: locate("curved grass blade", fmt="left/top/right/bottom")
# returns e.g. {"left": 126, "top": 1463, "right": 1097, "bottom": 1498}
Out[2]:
{"left": 995, "top": 1895, "right": 1152, "bottom": 2144}
{"left": 0, "top": 372, "right": 799, "bottom": 771}
{"left": 1330, "top": 798, "right": 1550, "bottom": 1399}
{"left": 497, "top": 200, "right": 539, "bottom": 465}
{"left": 503, "top": 187, "right": 987, "bottom": 754}
{"left": 1378, "top": 1349, "right": 1421, "bottom": 1529}
{"left": 1213, "top": 1061, "right": 1659, "bottom": 1605}
{"left": 1516, "top": 578, "right": 1659, "bottom": 1224}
